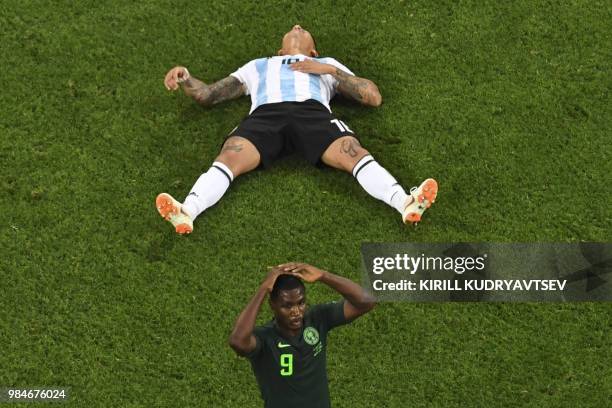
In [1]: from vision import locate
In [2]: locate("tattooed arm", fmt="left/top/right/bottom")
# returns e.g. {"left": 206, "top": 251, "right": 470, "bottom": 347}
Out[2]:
{"left": 290, "top": 60, "right": 382, "bottom": 107}
{"left": 332, "top": 68, "right": 382, "bottom": 107}
{"left": 164, "top": 66, "right": 245, "bottom": 107}
{"left": 182, "top": 76, "right": 245, "bottom": 107}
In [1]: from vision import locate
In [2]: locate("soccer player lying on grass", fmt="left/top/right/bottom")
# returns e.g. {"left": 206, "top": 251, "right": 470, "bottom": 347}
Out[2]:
{"left": 157, "top": 25, "right": 438, "bottom": 234}
{"left": 229, "top": 263, "right": 376, "bottom": 408}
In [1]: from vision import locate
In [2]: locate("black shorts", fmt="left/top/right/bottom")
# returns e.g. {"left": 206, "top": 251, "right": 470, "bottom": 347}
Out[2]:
{"left": 227, "top": 99, "right": 356, "bottom": 168}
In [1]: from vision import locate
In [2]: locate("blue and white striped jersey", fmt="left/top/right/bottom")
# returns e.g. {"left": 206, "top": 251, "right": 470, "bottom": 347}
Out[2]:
{"left": 230, "top": 55, "right": 354, "bottom": 113}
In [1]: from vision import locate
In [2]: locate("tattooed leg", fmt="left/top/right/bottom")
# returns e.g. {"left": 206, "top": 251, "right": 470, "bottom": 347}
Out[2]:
{"left": 340, "top": 138, "right": 362, "bottom": 158}
{"left": 215, "top": 136, "right": 261, "bottom": 177}
{"left": 321, "top": 135, "right": 412, "bottom": 215}
{"left": 180, "top": 136, "right": 260, "bottom": 221}
{"left": 221, "top": 137, "right": 245, "bottom": 153}
{"left": 322, "top": 136, "right": 370, "bottom": 173}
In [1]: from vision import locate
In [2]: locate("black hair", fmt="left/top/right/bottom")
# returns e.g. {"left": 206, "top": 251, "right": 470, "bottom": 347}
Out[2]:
{"left": 270, "top": 274, "right": 305, "bottom": 301}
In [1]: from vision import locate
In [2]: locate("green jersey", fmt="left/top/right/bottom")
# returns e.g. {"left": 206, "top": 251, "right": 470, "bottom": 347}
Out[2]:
{"left": 247, "top": 301, "right": 349, "bottom": 408}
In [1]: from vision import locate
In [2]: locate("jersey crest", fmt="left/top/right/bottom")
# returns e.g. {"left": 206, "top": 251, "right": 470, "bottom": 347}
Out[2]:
{"left": 303, "top": 326, "right": 320, "bottom": 345}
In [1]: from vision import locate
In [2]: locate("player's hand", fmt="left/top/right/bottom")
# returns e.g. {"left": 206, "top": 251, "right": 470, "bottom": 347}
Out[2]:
{"left": 262, "top": 267, "right": 284, "bottom": 292}
{"left": 290, "top": 60, "right": 335, "bottom": 76}
{"left": 164, "top": 66, "right": 191, "bottom": 91}
{"left": 278, "top": 262, "right": 325, "bottom": 283}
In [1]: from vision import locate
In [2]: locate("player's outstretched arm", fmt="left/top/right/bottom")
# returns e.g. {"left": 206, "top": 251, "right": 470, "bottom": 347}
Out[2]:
{"left": 290, "top": 60, "right": 382, "bottom": 107}
{"left": 333, "top": 68, "right": 382, "bottom": 107}
{"left": 279, "top": 263, "right": 376, "bottom": 321}
{"left": 164, "top": 66, "right": 245, "bottom": 107}
{"left": 229, "top": 268, "right": 282, "bottom": 356}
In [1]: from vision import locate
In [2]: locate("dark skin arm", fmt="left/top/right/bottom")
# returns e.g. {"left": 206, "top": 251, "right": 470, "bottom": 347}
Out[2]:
{"left": 228, "top": 268, "right": 282, "bottom": 356}
{"left": 278, "top": 262, "right": 376, "bottom": 320}
{"left": 290, "top": 60, "right": 382, "bottom": 107}
{"left": 164, "top": 66, "right": 245, "bottom": 107}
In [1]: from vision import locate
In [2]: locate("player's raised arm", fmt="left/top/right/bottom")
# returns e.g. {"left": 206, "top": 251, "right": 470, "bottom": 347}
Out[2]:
{"left": 164, "top": 66, "right": 245, "bottom": 107}
{"left": 279, "top": 263, "right": 376, "bottom": 321}
{"left": 229, "top": 268, "right": 282, "bottom": 356}
{"left": 289, "top": 60, "right": 382, "bottom": 107}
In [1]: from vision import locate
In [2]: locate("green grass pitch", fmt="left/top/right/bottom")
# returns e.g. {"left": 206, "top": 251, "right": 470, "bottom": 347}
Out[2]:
{"left": 1, "top": 0, "right": 610, "bottom": 406}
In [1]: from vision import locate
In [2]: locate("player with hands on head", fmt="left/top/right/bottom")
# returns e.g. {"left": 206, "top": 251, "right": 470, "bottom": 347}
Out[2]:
{"left": 229, "top": 262, "right": 375, "bottom": 408}
{"left": 157, "top": 24, "right": 438, "bottom": 235}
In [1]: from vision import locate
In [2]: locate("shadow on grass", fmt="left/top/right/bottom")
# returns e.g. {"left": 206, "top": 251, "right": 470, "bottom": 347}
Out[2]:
{"left": 145, "top": 232, "right": 178, "bottom": 262}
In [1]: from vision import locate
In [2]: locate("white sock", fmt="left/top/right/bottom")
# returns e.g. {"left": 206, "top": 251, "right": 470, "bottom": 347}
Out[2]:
{"left": 352, "top": 155, "right": 408, "bottom": 214}
{"left": 182, "top": 161, "right": 233, "bottom": 220}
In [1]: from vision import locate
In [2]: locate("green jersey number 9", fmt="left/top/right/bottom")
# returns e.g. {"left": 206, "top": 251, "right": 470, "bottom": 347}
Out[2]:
{"left": 280, "top": 354, "right": 293, "bottom": 376}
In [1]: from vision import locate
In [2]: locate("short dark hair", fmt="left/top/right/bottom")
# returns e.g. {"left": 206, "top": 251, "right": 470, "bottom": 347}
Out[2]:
{"left": 270, "top": 274, "right": 305, "bottom": 301}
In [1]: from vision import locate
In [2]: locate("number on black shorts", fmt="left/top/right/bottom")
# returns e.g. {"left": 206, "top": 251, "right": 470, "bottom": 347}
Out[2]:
{"left": 330, "top": 119, "right": 353, "bottom": 133}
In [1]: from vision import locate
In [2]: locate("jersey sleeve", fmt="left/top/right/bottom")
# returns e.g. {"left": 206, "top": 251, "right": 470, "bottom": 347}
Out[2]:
{"left": 324, "top": 58, "right": 354, "bottom": 76}
{"left": 320, "top": 57, "right": 355, "bottom": 89}
{"left": 230, "top": 59, "right": 257, "bottom": 96}
{"left": 311, "top": 300, "right": 350, "bottom": 331}
{"left": 244, "top": 326, "right": 266, "bottom": 359}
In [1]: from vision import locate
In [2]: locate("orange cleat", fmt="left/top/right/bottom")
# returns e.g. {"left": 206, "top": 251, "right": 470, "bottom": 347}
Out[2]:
{"left": 155, "top": 193, "right": 193, "bottom": 235}
{"left": 402, "top": 178, "right": 438, "bottom": 225}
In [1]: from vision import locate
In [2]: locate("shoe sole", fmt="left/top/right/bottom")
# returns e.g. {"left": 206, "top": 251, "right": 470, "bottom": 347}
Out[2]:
{"left": 404, "top": 178, "right": 438, "bottom": 224}
{"left": 156, "top": 193, "right": 193, "bottom": 234}
{"left": 175, "top": 223, "right": 193, "bottom": 235}
{"left": 156, "top": 193, "right": 180, "bottom": 220}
